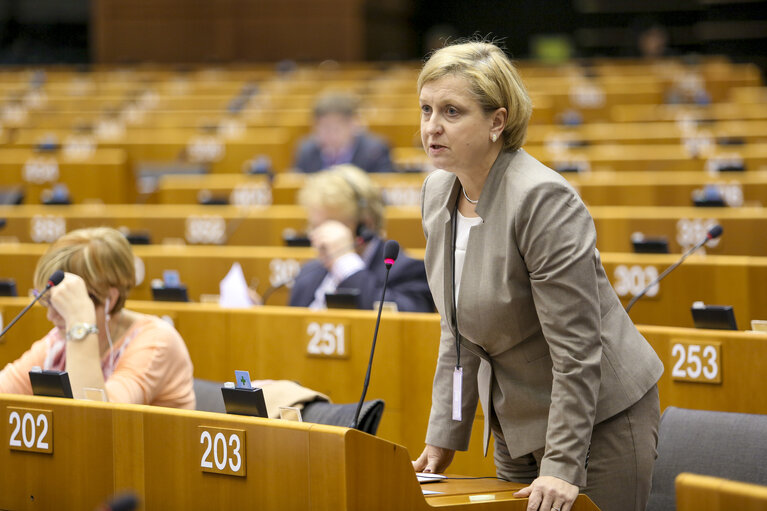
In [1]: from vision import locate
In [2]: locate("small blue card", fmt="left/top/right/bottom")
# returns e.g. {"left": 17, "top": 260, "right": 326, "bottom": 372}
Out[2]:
{"left": 234, "top": 370, "right": 252, "bottom": 390}
{"left": 163, "top": 269, "right": 181, "bottom": 287}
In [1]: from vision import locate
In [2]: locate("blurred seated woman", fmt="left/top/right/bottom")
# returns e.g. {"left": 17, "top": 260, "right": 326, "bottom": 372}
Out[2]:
{"left": 0, "top": 227, "right": 195, "bottom": 408}
{"left": 289, "top": 164, "right": 433, "bottom": 312}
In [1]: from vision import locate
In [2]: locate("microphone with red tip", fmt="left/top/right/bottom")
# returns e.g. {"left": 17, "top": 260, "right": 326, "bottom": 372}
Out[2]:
{"left": 350, "top": 240, "right": 399, "bottom": 430}
{"left": 0, "top": 270, "right": 65, "bottom": 339}
{"left": 625, "top": 225, "right": 723, "bottom": 314}
{"left": 383, "top": 239, "right": 399, "bottom": 269}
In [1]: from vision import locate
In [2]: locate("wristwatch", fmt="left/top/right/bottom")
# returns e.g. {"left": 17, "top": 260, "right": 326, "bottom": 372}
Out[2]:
{"left": 66, "top": 323, "right": 99, "bottom": 341}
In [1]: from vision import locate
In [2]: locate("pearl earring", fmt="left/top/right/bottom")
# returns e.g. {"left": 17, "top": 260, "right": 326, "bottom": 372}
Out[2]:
{"left": 491, "top": 133, "right": 498, "bottom": 143}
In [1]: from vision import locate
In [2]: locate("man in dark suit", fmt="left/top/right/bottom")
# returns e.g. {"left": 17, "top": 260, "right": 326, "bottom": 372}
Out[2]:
{"left": 293, "top": 92, "right": 395, "bottom": 174}
{"left": 288, "top": 165, "right": 433, "bottom": 312}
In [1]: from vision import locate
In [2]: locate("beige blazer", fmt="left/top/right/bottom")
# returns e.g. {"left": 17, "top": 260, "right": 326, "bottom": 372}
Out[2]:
{"left": 421, "top": 149, "right": 663, "bottom": 486}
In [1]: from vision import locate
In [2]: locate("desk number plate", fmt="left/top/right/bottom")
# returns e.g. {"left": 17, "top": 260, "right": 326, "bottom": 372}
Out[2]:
{"left": 198, "top": 426, "right": 246, "bottom": 477}
{"left": 7, "top": 407, "right": 53, "bottom": 454}
{"left": 305, "top": 320, "right": 350, "bottom": 359}
{"left": 670, "top": 340, "right": 722, "bottom": 384}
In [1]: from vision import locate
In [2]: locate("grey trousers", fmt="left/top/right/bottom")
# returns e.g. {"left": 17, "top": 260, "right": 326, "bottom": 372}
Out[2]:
{"left": 492, "top": 385, "right": 660, "bottom": 511}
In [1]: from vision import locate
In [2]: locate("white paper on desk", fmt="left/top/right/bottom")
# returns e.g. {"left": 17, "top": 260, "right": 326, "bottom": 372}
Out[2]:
{"left": 417, "top": 473, "right": 447, "bottom": 484}
{"left": 422, "top": 489, "right": 444, "bottom": 495}
{"left": 219, "top": 262, "right": 254, "bottom": 308}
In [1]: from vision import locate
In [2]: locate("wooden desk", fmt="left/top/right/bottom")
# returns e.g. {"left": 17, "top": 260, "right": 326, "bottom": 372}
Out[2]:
{"left": 155, "top": 172, "right": 428, "bottom": 207}
{"left": 611, "top": 103, "right": 767, "bottom": 123}
{"left": 4, "top": 297, "right": 767, "bottom": 476}
{"left": 526, "top": 120, "right": 767, "bottom": 146}
{"left": 155, "top": 170, "right": 767, "bottom": 209}
{"left": 394, "top": 143, "right": 767, "bottom": 173}
{"left": 0, "top": 148, "right": 131, "bottom": 203}
{"left": 0, "top": 394, "right": 600, "bottom": 510}
{"left": 641, "top": 325, "right": 767, "bottom": 417}
{"left": 0, "top": 204, "right": 309, "bottom": 247}
{"left": 0, "top": 245, "right": 763, "bottom": 327}
{"left": 600, "top": 253, "right": 767, "bottom": 329}
{"left": 676, "top": 473, "right": 767, "bottom": 511}
{"left": 2, "top": 202, "right": 767, "bottom": 257}
{"left": 10, "top": 128, "right": 294, "bottom": 175}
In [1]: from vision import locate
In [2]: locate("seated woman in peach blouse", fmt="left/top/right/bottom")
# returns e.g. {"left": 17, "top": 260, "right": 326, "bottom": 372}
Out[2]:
{"left": 0, "top": 227, "right": 195, "bottom": 409}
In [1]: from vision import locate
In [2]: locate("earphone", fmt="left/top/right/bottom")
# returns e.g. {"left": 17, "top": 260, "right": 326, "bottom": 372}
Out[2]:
{"left": 339, "top": 172, "right": 376, "bottom": 245}
{"left": 104, "top": 296, "right": 115, "bottom": 377}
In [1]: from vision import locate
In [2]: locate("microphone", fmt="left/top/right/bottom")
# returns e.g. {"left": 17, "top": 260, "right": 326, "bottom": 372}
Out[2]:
{"left": 260, "top": 277, "right": 296, "bottom": 304}
{"left": 350, "top": 240, "right": 399, "bottom": 430}
{"left": 0, "top": 270, "right": 65, "bottom": 339}
{"left": 96, "top": 492, "right": 140, "bottom": 511}
{"left": 625, "top": 225, "right": 723, "bottom": 314}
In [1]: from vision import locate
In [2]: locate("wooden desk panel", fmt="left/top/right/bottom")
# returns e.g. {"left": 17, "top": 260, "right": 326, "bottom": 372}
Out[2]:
{"left": 11, "top": 129, "right": 294, "bottom": 175}
{"left": 4, "top": 299, "right": 767, "bottom": 477}
{"left": 611, "top": 103, "right": 767, "bottom": 123}
{"left": 155, "top": 170, "right": 767, "bottom": 209}
{"left": 0, "top": 394, "right": 598, "bottom": 509}
{"left": 393, "top": 143, "right": 767, "bottom": 173}
{"left": 676, "top": 473, "right": 767, "bottom": 511}
{"left": 640, "top": 325, "right": 767, "bottom": 414}
{"left": 526, "top": 120, "right": 767, "bottom": 146}
{"left": 0, "top": 204, "right": 308, "bottom": 247}
{"left": 1, "top": 245, "right": 764, "bottom": 328}
{"left": 0, "top": 396, "right": 117, "bottom": 510}
{"left": 0, "top": 148, "right": 131, "bottom": 203}
{"left": 600, "top": 253, "right": 767, "bottom": 329}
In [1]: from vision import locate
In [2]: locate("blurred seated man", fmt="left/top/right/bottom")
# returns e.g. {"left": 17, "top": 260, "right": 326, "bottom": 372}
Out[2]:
{"left": 0, "top": 227, "right": 195, "bottom": 408}
{"left": 289, "top": 165, "right": 433, "bottom": 312}
{"left": 294, "top": 92, "right": 395, "bottom": 173}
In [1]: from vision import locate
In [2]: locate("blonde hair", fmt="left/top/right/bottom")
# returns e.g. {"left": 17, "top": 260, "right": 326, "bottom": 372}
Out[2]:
{"left": 33, "top": 227, "right": 135, "bottom": 312}
{"left": 298, "top": 164, "right": 385, "bottom": 234}
{"left": 417, "top": 40, "right": 532, "bottom": 151}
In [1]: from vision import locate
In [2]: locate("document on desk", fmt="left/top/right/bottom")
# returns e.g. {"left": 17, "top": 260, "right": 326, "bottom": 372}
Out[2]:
{"left": 422, "top": 489, "right": 444, "bottom": 495}
{"left": 416, "top": 473, "right": 447, "bottom": 484}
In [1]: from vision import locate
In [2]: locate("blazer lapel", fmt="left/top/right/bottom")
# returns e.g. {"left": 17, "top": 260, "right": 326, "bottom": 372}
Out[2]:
{"left": 440, "top": 177, "right": 461, "bottom": 337}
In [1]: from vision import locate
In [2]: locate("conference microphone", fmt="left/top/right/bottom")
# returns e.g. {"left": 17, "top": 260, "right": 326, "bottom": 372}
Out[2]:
{"left": 625, "top": 225, "right": 723, "bottom": 314}
{"left": 0, "top": 270, "right": 65, "bottom": 339}
{"left": 260, "top": 276, "right": 296, "bottom": 304}
{"left": 350, "top": 240, "right": 399, "bottom": 430}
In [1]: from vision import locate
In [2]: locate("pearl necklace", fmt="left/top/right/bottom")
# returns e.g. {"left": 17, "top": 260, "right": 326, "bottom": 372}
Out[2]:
{"left": 462, "top": 187, "right": 478, "bottom": 205}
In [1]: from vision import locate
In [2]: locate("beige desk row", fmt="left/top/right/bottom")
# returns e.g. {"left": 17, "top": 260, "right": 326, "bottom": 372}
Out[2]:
{"left": 0, "top": 148, "right": 132, "bottom": 203}
{"left": 0, "top": 245, "right": 765, "bottom": 329}
{"left": 2, "top": 393, "right": 601, "bottom": 510}
{"left": 1, "top": 203, "right": 766, "bottom": 256}
{"left": 155, "top": 169, "right": 767, "bottom": 209}
{"left": 1, "top": 298, "right": 766, "bottom": 476}
{"left": 3, "top": 127, "right": 294, "bottom": 175}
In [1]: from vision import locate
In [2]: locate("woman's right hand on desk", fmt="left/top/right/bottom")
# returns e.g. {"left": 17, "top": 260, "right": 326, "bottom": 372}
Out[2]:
{"left": 412, "top": 444, "right": 455, "bottom": 474}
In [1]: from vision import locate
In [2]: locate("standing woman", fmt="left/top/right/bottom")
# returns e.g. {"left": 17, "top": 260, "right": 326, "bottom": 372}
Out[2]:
{"left": 412, "top": 41, "right": 663, "bottom": 511}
